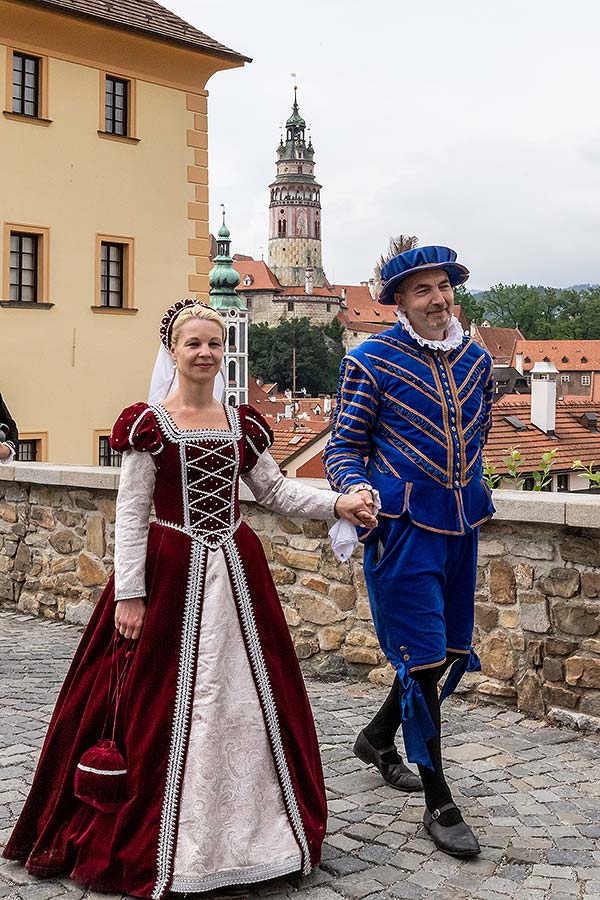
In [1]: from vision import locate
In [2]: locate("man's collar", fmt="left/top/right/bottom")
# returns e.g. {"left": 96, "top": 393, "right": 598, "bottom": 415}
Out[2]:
{"left": 395, "top": 310, "right": 465, "bottom": 351}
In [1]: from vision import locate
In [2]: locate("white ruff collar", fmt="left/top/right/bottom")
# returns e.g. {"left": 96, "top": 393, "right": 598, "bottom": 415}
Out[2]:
{"left": 396, "top": 310, "right": 465, "bottom": 351}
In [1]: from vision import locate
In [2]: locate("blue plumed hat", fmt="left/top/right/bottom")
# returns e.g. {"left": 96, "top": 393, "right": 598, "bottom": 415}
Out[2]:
{"left": 378, "top": 245, "right": 469, "bottom": 305}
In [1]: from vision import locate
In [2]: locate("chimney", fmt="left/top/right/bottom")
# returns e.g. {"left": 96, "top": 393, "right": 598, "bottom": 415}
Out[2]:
{"left": 515, "top": 351, "right": 524, "bottom": 375}
{"left": 530, "top": 361, "right": 558, "bottom": 434}
{"left": 284, "top": 404, "right": 293, "bottom": 419}
{"left": 579, "top": 411, "right": 598, "bottom": 432}
{"left": 341, "top": 287, "right": 347, "bottom": 305}
{"left": 368, "top": 278, "right": 377, "bottom": 299}
{"left": 323, "top": 396, "right": 332, "bottom": 414}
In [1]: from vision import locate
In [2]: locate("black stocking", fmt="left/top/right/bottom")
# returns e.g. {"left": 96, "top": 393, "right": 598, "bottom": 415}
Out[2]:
{"left": 363, "top": 675, "right": 401, "bottom": 750}
{"left": 412, "top": 664, "right": 462, "bottom": 826}
{"left": 437, "top": 651, "right": 463, "bottom": 683}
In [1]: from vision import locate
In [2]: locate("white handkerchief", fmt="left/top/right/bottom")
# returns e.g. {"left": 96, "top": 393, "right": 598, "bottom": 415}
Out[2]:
{"left": 329, "top": 519, "right": 359, "bottom": 562}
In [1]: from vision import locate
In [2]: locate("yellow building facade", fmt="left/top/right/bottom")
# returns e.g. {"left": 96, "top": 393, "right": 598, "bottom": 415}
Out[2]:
{"left": 0, "top": 0, "right": 246, "bottom": 463}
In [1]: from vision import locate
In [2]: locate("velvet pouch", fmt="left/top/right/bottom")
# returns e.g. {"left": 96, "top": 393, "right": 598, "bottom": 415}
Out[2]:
{"left": 74, "top": 739, "right": 128, "bottom": 812}
{"left": 74, "top": 634, "right": 134, "bottom": 813}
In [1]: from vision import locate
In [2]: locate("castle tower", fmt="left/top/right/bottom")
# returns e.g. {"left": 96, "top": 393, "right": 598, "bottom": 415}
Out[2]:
{"left": 209, "top": 212, "right": 248, "bottom": 407}
{"left": 268, "top": 88, "right": 324, "bottom": 288}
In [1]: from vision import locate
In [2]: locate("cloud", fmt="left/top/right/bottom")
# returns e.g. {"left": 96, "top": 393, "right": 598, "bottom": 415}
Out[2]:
{"left": 170, "top": 0, "right": 600, "bottom": 290}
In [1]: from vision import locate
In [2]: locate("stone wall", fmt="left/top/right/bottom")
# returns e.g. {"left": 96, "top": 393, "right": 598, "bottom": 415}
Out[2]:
{"left": 1, "top": 465, "right": 599, "bottom": 730}
{"left": 474, "top": 518, "right": 600, "bottom": 730}
{"left": 0, "top": 474, "right": 117, "bottom": 624}
{"left": 244, "top": 291, "right": 340, "bottom": 328}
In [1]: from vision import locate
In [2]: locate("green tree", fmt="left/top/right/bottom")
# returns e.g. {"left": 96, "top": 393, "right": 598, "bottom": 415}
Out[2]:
{"left": 454, "top": 284, "right": 484, "bottom": 325}
{"left": 479, "top": 284, "right": 561, "bottom": 338}
{"left": 248, "top": 317, "right": 345, "bottom": 394}
{"left": 555, "top": 287, "right": 600, "bottom": 339}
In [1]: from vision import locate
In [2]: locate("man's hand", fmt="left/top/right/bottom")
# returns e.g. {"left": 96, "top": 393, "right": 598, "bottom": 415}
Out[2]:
{"left": 0, "top": 443, "right": 11, "bottom": 460}
{"left": 115, "top": 598, "right": 146, "bottom": 640}
{"left": 335, "top": 490, "right": 378, "bottom": 528}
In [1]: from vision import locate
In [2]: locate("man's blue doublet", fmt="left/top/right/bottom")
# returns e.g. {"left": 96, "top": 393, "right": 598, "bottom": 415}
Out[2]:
{"left": 324, "top": 322, "right": 494, "bottom": 533}
{"left": 324, "top": 322, "right": 495, "bottom": 768}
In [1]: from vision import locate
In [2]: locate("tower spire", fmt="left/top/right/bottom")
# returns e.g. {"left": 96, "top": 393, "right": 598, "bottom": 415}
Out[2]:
{"left": 209, "top": 207, "right": 241, "bottom": 310}
{"left": 268, "top": 90, "right": 324, "bottom": 288}
{"left": 209, "top": 211, "right": 248, "bottom": 407}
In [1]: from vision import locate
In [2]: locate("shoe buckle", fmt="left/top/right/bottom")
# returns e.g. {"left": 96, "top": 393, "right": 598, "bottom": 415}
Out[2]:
{"left": 432, "top": 808, "right": 441, "bottom": 820}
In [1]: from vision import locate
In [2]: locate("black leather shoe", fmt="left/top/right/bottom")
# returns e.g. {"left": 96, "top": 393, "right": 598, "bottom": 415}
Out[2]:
{"left": 423, "top": 802, "right": 481, "bottom": 857}
{"left": 353, "top": 730, "right": 422, "bottom": 792}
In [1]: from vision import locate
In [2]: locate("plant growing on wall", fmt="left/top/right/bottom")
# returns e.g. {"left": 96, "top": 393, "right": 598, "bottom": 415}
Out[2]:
{"left": 503, "top": 448, "right": 524, "bottom": 489}
{"left": 483, "top": 458, "right": 502, "bottom": 490}
{"left": 531, "top": 448, "right": 559, "bottom": 491}
{"left": 496, "top": 447, "right": 559, "bottom": 491}
{"left": 571, "top": 460, "right": 600, "bottom": 488}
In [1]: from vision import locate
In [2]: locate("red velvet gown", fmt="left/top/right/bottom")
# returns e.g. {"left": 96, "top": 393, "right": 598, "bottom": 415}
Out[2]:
{"left": 4, "top": 403, "right": 329, "bottom": 898}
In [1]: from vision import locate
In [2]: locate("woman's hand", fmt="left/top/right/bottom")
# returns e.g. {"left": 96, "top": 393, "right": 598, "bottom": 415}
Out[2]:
{"left": 0, "top": 443, "right": 11, "bottom": 460}
{"left": 334, "top": 490, "right": 378, "bottom": 528}
{"left": 115, "top": 598, "right": 146, "bottom": 640}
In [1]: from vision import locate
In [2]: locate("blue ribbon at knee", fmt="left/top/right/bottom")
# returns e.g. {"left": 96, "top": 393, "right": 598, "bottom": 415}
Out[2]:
{"left": 397, "top": 663, "right": 437, "bottom": 770}
{"left": 439, "top": 648, "right": 481, "bottom": 704}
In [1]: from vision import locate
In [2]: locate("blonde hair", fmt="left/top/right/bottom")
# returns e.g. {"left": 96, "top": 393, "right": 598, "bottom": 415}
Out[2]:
{"left": 170, "top": 303, "right": 226, "bottom": 350}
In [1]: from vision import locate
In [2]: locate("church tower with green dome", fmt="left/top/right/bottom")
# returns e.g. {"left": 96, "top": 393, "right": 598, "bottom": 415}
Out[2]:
{"left": 209, "top": 211, "right": 248, "bottom": 407}
{"left": 268, "top": 88, "right": 324, "bottom": 288}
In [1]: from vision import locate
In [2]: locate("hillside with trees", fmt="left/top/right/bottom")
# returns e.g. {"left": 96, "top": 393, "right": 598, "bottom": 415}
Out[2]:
{"left": 457, "top": 283, "right": 600, "bottom": 340}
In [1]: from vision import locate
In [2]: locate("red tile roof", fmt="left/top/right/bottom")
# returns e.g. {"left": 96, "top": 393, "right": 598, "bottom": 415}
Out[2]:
{"left": 247, "top": 377, "right": 333, "bottom": 438}
{"left": 335, "top": 284, "right": 397, "bottom": 329}
{"left": 247, "top": 375, "right": 285, "bottom": 417}
{"left": 235, "top": 260, "right": 283, "bottom": 293}
{"left": 485, "top": 395, "right": 600, "bottom": 474}
{"left": 270, "top": 423, "right": 331, "bottom": 467}
{"left": 22, "top": 0, "right": 248, "bottom": 60}
{"left": 473, "top": 325, "right": 523, "bottom": 364}
{"left": 512, "top": 340, "right": 600, "bottom": 372}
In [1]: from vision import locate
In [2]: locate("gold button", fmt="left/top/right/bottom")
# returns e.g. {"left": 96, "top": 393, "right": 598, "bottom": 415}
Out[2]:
{"left": 399, "top": 645, "right": 406, "bottom": 651}
{"left": 403, "top": 653, "right": 410, "bottom": 661}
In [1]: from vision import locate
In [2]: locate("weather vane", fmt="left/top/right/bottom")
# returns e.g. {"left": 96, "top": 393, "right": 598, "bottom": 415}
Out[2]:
{"left": 220, "top": 202, "right": 226, "bottom": 224}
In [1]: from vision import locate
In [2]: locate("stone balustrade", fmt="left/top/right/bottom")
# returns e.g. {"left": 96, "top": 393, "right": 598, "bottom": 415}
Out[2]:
{"left": 1, "top": 463, "right": 599, "bottom": 732}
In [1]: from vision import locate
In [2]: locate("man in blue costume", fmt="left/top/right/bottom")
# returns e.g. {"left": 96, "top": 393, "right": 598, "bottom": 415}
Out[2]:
{"left": 324, "top": 245, "right": 494, "bottom": 857}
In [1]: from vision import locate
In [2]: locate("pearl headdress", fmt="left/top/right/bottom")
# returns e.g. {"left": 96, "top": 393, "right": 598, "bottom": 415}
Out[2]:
{"left": 159, "top": 298, "right": 210, "bottom": 351}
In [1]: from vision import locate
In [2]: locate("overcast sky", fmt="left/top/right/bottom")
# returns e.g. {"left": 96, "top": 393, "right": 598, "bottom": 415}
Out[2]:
{"left": 171, "top": 0, "right": 599, "bottom": 291}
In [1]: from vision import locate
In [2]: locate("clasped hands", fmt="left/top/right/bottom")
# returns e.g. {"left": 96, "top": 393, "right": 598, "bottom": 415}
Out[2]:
{"left": 334, "top": 489, "right": 378, "bottom": 529}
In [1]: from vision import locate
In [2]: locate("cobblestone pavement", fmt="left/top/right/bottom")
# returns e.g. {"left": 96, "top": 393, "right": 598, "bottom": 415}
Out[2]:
{"left": 1, "top": 610, "right": 599, "bottom": 900}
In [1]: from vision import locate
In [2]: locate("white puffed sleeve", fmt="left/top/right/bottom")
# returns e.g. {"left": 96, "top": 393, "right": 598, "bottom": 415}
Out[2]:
{"left": 114, "top": 449, "right": 156, "bottom": 601}
{"left": 242, "top": 450, "right": 339, "bottom": 520}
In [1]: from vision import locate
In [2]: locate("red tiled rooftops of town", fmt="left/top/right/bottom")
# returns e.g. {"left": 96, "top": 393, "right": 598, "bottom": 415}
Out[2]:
{"left": 512, "top": 340, "right": 600, "bottom": 371}
{"left": 486, "top": 395, "right": 600, "bottom": 473}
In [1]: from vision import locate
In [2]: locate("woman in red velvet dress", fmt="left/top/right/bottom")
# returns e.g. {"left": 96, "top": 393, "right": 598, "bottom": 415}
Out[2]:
{"left": 3, "top": 300, "right": 375, "bottom": 898}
